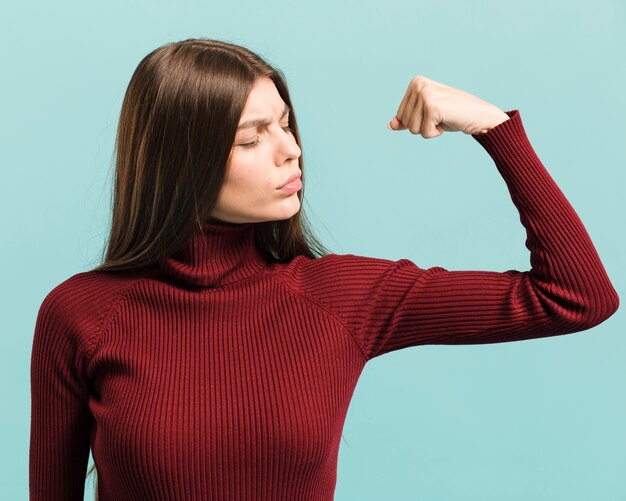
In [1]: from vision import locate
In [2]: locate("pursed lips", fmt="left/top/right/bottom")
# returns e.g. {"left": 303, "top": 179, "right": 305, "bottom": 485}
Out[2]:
{"left": 277, "top": 172, "right": 301, "bottom": 189}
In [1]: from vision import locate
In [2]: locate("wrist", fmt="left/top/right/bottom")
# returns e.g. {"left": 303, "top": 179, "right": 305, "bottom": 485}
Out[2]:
{"left": 479, "top": 110, "right": 510, "bottom": 134}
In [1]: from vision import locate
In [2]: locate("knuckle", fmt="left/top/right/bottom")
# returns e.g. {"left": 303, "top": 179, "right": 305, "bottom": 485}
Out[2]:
{"left": 412, "top": 75, "right": 431, "bottom": 87}
{"left": 422, "top": 100, "right": 433, "bottom": 114}
{"left": 410, "top": 75, "right": 426, "bottom": 90}
{"left": 421, "top": 87, "right": 435, "bottom": 100}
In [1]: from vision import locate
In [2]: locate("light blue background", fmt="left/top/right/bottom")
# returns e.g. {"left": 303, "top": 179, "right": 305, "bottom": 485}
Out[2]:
{"left": 2, "top": 1, "right": 624, "bottom": 499}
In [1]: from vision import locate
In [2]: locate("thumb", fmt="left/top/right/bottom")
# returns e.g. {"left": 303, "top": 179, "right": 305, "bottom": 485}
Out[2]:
{"left": 387, "top": 116, "right": 405, "bottom": 130}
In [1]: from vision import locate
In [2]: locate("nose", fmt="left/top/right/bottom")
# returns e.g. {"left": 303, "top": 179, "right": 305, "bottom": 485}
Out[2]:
{"left": 275, "top": 126, "right": 301, "bottom": 163}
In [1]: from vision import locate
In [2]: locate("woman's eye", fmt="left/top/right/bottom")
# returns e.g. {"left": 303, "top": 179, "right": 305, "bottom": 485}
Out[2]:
{"left": 240, "top": 126, "right": 292, "bottom": 149}
{"left": 241, "top": 138, "right": 260, "bottom": 149}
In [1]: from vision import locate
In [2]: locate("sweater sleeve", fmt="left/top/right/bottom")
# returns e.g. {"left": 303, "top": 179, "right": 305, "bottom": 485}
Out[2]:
{"left": 29, "top": 285, "right": 94, "bottom": 500}
{"left": 284, "top": 109, "right": 619, "bottom": 362}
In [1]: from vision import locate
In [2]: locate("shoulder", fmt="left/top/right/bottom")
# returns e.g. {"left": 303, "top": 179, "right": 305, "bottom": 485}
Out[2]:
{"left": 34, "top": 269, "right": 148, "bottom": 354}
{"left": 273, "top": 251, "right": 394, "bottom": 277}
{"left": 278, "top": 251, "right": 416, "bottom": 275}
{"left": 38, "top": 269, "right": 144, "bottom": 315}
{"left": 270, "top": 252, "right": 417, "bottom": 300}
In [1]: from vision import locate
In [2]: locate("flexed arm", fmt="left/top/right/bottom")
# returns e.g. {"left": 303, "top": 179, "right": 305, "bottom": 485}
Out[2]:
{"left": 285, "top": 77, "right": 619, "bottom": 361}
{"left": 376, "top": 77, "right": 619, "bottom": 353}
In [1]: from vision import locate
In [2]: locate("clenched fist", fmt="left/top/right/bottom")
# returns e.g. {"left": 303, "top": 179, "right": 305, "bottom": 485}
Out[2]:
{"left": 387, "top": 76, "right": 510, "bottom": 138}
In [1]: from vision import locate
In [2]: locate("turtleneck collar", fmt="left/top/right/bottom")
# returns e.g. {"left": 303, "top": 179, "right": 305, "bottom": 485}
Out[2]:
{"left": 157, "top": 220, "right": 268, "bottom": 288}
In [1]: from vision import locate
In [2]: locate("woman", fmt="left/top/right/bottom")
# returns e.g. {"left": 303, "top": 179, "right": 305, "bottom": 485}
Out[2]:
{"left": 29, "top": 38, "right": 619, "bottom": 500}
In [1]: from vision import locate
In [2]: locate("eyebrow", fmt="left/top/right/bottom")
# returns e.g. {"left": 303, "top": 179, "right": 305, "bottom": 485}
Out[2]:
{"left": 237, "top": 103, "right": 290, "bottom": 130}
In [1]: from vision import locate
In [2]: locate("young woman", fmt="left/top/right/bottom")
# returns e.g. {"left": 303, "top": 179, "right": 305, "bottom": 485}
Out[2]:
{"left": 30, "top": 38, "right": 619, "bottom": 500}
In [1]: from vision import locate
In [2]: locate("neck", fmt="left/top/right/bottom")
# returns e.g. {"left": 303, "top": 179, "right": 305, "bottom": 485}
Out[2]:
{"left": 156, "top": 221, "right": 267, "bottom": 288}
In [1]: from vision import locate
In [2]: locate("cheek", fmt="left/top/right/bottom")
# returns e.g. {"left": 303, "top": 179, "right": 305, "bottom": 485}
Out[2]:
{"left": 226, "top": 156, "right": 273, "bottom": 197}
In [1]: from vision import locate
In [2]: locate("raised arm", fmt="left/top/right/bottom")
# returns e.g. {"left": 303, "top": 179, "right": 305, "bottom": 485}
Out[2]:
{"left": 279, "top": 78, "right": 619, "bottom": 361}
{"left": 375, "top": 107, "right": 619, "bottom": 346}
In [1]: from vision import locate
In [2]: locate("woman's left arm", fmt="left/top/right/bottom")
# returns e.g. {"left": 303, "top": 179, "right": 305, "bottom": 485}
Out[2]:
{"left": 282, "top": 77, "right": 619, "bottom": 362}
{"left": 362, "top": 77, "right": 620, "bottom": 356}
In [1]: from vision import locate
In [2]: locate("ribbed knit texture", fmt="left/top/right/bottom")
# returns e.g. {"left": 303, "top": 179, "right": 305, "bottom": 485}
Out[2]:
{"left": 30, "top": 109, "right": 619, "bottom": 500}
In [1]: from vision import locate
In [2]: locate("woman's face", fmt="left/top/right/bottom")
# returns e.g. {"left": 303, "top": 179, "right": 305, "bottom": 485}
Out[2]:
{"left": 210, "top": 77, "right": 303, "bottom": 224}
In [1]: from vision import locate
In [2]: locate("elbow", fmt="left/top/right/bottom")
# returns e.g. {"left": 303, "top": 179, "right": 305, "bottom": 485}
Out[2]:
{"left": 536, "top": 278, "right": 620, "bottom": 334}
{"left": 607, "top": 286, "right": 620, "bottom": 316}
{"left": 573, "top": 282, "right": 619, "bottom": 331}
{"left": 595, "top": 285, "right": 620, "bottom": 324}
{"left": 527, "top": 269, "right": 619, "bottom": 336}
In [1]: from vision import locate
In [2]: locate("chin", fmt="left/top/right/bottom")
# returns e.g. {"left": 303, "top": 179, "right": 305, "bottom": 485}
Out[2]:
{"left": 270, "top": 200, "right": 301, "bottom": 222}
{"left": 220, "top": 197, "right": 301, "bottom": 224}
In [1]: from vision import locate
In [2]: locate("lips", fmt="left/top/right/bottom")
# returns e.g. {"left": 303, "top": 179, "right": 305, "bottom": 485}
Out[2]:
{"left": 278, "top": 172, "right": 301, "bottom": 189}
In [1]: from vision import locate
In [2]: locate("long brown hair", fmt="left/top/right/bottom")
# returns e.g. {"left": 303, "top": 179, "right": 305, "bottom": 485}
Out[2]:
{"left": 91, "top": 37, "right": 329, "bottom": 275}
{"left": 86, "top": 37, "right": 335, "bottom": 499}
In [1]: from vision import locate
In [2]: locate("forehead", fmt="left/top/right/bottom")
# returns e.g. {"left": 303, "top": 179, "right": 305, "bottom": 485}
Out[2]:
{"left": 240, "top": 78, "right": 287, "bottom": 117}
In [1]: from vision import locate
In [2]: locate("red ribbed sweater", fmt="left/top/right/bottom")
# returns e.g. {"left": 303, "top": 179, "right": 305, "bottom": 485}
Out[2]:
{"left": 30, "top": 110, "right": 619, "bottom": 500}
